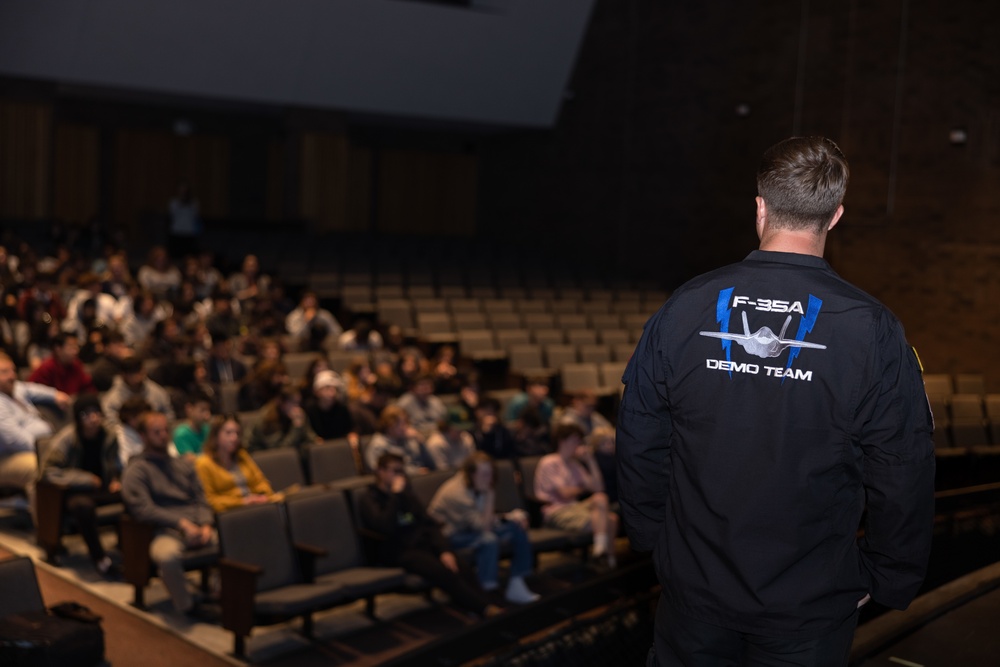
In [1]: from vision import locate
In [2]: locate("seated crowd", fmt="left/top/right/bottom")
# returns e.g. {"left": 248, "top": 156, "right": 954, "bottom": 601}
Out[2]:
{"left": 0, "top": 237, "right": 623, "bottom": 624}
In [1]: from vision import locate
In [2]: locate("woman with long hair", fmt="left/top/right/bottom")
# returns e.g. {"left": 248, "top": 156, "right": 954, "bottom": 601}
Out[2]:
{"left": 246, "top": 385, "right": 320, "bottom": 461}
{"left": 195, "top": 414, "right": 282, "bottom": 512}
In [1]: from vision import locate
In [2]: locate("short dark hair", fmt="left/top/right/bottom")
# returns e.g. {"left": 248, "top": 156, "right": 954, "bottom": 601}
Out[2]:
{"left": 551, "top": 421, "right": 586, "bottom": 446}
{"left": 377, "top": 452, "right": 405, "bottom": 470}
{"left": 52, "top": 331, "right": 76, "bottom": 348}
{"left": 462, "top": 451, "right": 496, "bottom": 488}
{"left": 120, "top": 356, "right": 144, "bottom": 375}
{"left": 757, "top": 136, "right": 849, "bottom": 232}
{"left": 118, "top": 396, "right": 151, "bottom": 425}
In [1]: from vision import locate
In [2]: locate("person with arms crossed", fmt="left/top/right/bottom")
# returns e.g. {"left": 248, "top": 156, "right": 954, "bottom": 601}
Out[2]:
{"left": 617, "top": 136, "right": 935, "bottom": 666}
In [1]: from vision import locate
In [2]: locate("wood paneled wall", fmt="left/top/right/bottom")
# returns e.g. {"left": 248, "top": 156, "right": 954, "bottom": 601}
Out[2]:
{"left": 112, "top": 129, "right": 229, "bottom": 244}
{"left": 0, "top": 102, "right": 51, "bottom": 220}
{"left": 53, "top": 123, "right": 99, "bottom": 224}
{"left": 299, "top": 132, "right": 372, "bottom": 233}
{"left": 377, "top": 149, "right": 477, "bottom": 236}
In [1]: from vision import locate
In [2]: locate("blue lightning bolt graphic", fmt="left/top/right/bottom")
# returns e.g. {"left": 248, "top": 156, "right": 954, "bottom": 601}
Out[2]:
{"left": 715, "top": 287, "right": 735, "bottom": 377}
{"left": 786, "top": 294, "right": 823, "bottom": 371}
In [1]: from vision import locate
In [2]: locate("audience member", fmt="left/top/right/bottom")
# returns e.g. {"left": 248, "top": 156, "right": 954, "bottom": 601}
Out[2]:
{"left": 173, "top": 391, "right": 213, "bottom": 460}
{"left": 448, "top": 380, "right": 480, "bottom": 429}
{"left": 285, "top": 291, "right": 342, "bottom": 352}
{"left": 88, "top": 331, "right": 132, "bottom": 392}
{"left": 428, "top": 452, "right": 539, "bottom": 604}
{"left": 113, "top": 396, "right": 152, "bottom": 467}
{"left": 396, "top": 374, "right": 448, "bottom": 438}
{"left": 359, "top": 452, "right": 500, "bottom": 619}
{"left": 429, "top": 344, "right": 461, "bottom": 395}
{"left": 534, "top": 422, "right": 618, "bottom": 569}
{"left": 364, "top": 405, "right": 434, "bottom": 474}
{"left": 101, "top": 355, "right": 175, "bottom": 428}
{"left": 505, "top": 376, "right": 555, "bottom": 424}
{"left": 471, "top": 397, "right": 518, "bottom": 460}
{"left": 425, "top": 414, "right": 475, "bottom": 471}
{"left": 121, "top": 411, "right": 215, "bottom": 616}
{"left": 228, "top": 254, "right": 270, "bottom": 305}
{"left": 246, "top": 386, "right": 320, "bottom": 461}
{"left": 237, "top": 358, "right": 288, "bottom": 412}
{"left": 120, "top": 291, "right": 167, "bottom": 348}
{"left": 204, "top": 334, "right": 247, "bottom": 386}
{"left": 27, "top": 331, "right": 96, "bottom": 395}
{"left": 167, "top": 183, "right": 201, "bottom": 258}
{"left": 17, "top": 271, "right": 66, "bottom": 324}
{"left": 338, "top": 317, "right": 383, "bottom": 351}
{"left": 63, "top": 272, "right": 125, "bottom": 339}
{"left": 304, "top": 370, "right": 355, "bottom": 442}
{"left": 99, "top": 252, "right": 134, "bottom": 300}
{"left": 204, "top": 290, "right": 241, "bottom": 341}
{"left": 0, "top": 351, "right": 69, "bottom": 520}
{"left": 40, "top": 394, "right": 121, "bottom": 577}
{"left": 136, "top": 246, "right": 181, "bottom": 298}
{"left": 196, "top": 414, "right": 281, "bottom": 513}
{"left": 298, "top": 354, "right": 330, "bottom": 406}
{"left": 558, "top": 390, "right": 613, "bottom": 436}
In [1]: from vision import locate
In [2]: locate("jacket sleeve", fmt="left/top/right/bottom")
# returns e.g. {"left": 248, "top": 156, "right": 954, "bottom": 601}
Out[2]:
{"left": 856, "top": 311, "right": 935, "bottom": 610}
{"left": 359, "top": 487, "right": 400, "bottom": 538}
{"left": 616, "top": 312, "right": 672, "bottom": 552}
{"left": 121, "top": 463, "right": 183, "bottom": 529}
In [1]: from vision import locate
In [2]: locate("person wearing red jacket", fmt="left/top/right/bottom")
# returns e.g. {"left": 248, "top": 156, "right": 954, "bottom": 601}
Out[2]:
{"left": 28, "top": 332, "right": 96, "bottom": 396}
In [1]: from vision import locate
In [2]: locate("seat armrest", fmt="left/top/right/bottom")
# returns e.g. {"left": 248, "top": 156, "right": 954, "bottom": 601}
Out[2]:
{"left": 34, "top": 479, "right": 68, "bottom": 560}
{"left": 119, "top": 515, "right": 155, "bottom": 587}
{"left": 219, "top": 557, "right": 262, "bottom": 636}
{"left": 293, "top": 541, "right": 326, "bottom": 582}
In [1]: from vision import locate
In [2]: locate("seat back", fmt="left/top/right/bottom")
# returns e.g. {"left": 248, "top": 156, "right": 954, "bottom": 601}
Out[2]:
{"left": 286, "top": 490, "right": 364, "bottom": 575}
{"left": 951, "top": 394, "right": 984, "bottom": 421}
{"left": 219, "top": 382, "right": 241, "bottom": 414}
{"left": 284, "top": 352, "right": 320, "bottom": 381}
{"left": 493, "top": 460, "right": 525, "bottom": 514}
{"left": 599, "top": 361, "right": 628, "bottom": 388}
{"left": 409, "top": 469, "right": 455, "bottom": 509}
{"left": 307, "top": 439, "right": 359, "bottom": 485}
{"left": 545, "top": 344, "right": 578, "bottom": 370}
{"left": 217, "top": 503, "right": 298, "bottom": 593}
{"left": 923, "top": 373, "right": 953, "bottom": 398}
{"left": 579, "top": 343, "right": 611, "bottom": 364}
{"left": 508, "top": 344, "right": 544, "bottom": 374}
{"left": 0, "top": 556, "right": 45, "bottom": 617}
{"left": 251, "top": 448, "right": 306, "bottom": 493}
{"left": 954, "top": 374, "right": 985, "bottom": 395}
{"left": 561, "top": 363, "right": 601, "bottom": 394}
{"left": 519, "top": 455, "right": 544, "bottom": 501}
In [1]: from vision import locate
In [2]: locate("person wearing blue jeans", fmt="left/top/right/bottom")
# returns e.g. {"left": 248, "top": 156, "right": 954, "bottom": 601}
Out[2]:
{"left": 429, "top": 452, "right": 540, "bottom": 604}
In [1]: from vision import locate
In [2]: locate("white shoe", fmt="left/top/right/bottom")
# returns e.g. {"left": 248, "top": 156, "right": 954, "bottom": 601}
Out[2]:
{"left": 505, "top": 576, "right": 540, "bottom": 604}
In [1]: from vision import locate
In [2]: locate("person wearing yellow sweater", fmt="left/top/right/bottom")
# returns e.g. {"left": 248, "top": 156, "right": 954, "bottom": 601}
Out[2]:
{"left": 195, "top": 414, "right": 282, "bottom": 513}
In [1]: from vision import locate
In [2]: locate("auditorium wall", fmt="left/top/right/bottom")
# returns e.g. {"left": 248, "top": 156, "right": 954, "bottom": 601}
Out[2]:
{"left": 477, "top": 0, "right": 1000, "bottom": 383}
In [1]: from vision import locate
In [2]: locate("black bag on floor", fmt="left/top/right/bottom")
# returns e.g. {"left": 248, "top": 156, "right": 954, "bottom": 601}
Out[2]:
{"left": 0, "top": 602, "right": 105, "bottom": 667}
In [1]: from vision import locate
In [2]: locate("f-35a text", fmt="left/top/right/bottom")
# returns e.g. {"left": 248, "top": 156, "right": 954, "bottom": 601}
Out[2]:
{"left": 731, "top": 295, "right": 804, "bottom": 314}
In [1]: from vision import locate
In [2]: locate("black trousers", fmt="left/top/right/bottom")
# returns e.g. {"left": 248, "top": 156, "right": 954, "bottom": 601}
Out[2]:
{"left": 398, "top": 549, "right": 490, "bottom": 615}
{"left": 651, "top": 594, "right": 859, "bottom": 667}
{"left": 65, "top": 493, "right": 108, "bottom": 563}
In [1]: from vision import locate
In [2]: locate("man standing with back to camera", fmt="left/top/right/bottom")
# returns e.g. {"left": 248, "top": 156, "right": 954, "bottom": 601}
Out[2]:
{"left": 617, "top": 136, "right": 935, "bottom": 666}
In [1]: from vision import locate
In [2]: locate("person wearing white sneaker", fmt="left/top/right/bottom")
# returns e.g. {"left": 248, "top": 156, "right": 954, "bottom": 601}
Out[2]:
{"left": 429, "top": 452, "right": 540, "bottom": 605}
{"left": 535, "top": 422, "right": 619, "bottom": 567}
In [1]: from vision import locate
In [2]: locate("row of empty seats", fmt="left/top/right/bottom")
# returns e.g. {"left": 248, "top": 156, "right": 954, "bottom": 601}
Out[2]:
{"left": 923, "top": 374, "right": 999, "bottom": 450}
